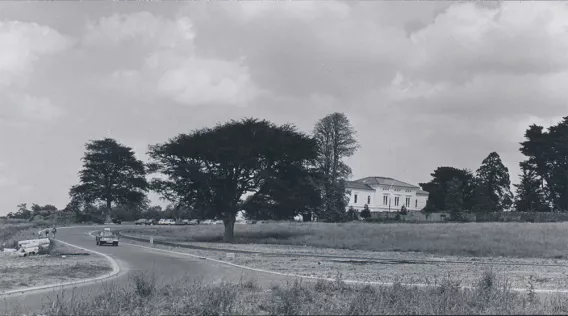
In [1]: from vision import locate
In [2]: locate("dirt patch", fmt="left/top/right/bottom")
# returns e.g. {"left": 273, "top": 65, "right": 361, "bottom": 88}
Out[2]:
{"left": 0, "top": 241, "right": 112, "bottom": 293}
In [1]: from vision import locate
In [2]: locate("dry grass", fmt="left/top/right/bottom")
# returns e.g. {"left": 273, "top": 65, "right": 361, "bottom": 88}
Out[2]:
{"left": 0, "top": 221, "right": 52, "bottom": 250}
{"left": 40, "top": 270, "right": 568, "bottom": 315}
{"left": 0, "top": 250, "right": 112, "bottom": 292}
{"left": 125, "top": 221, "right": 568, "bottom": 259}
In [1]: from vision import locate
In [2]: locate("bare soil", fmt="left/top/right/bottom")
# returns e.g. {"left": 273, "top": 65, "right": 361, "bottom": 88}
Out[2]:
{"left": 0, "top": 241, "right": 112, "bottom": 293}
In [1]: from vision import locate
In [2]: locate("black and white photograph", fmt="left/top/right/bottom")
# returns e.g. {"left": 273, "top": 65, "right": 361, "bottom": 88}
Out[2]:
{"left": 2, "top": 1, "right": 568, "bottom": 315}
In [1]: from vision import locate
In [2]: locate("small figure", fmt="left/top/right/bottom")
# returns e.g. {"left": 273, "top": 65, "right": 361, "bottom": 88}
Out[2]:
{"left": 51, "top": 227, "right": 57, "bottom": 239}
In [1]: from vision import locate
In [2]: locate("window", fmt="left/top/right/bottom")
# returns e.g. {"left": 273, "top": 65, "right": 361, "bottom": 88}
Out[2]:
{"left": 383, "top": 187, "right": 389, "bottom": 190}
{"left": 394, "top": 188, "right": 401, "bottom": 192}
{"left": 354, "top": 194, "right": 358, "bottom": 204}
{"left": 367, "top": 196, "right": 371, "bottom": 204}
{"left": 394, "top": 197, "right": 399, "bottom": 206}
{"left": 405, "top": 197, "right": 411, "bottom": 207}
{"left": 415, "top": 199, "right": 418, "bottom": 208}
{"left": 383, "top": 196, "right": 388, "bottom": 205}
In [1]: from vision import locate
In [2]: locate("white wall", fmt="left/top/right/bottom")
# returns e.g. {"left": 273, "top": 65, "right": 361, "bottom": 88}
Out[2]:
{"left": 347, "top": 185, "right": 428, "bottom": 212}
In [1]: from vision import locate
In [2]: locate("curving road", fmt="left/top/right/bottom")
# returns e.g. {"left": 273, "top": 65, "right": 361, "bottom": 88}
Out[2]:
{"left": 0, "top": 225, "right": 291, "bottom": 315}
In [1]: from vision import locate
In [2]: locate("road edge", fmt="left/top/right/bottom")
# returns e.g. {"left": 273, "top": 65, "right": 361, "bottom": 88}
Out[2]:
{"left": 0, "top": 227, "right": 120, "bottom": 298}
{"left": 118, "top": 231, "right": 568, "bottom": 294}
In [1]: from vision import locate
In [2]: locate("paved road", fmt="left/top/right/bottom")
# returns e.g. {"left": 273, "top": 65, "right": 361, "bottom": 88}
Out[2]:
{"left": 0, "top": 225, "right": 291, "bottom": 315}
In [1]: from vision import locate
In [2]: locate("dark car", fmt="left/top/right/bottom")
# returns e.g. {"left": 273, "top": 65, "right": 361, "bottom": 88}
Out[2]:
{"left": 134, "top": 219, "right": 147, "bottom": 225}
{"left": 96, "top": 229, "right": 119, "bottom": 246}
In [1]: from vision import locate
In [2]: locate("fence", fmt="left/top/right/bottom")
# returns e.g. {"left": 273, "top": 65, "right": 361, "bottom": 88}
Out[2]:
{"left": 368, "top": 211, "right": 568, "bottom": 223}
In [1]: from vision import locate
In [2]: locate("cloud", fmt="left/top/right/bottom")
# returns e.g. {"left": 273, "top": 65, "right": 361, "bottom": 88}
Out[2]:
{"left": 87, "top": 12, "right": 259, "bottom": 107}
{"left": 408, "top": 2, "right": 568, "bottom": 83}
{"left": 0, "top": 20, "right": 72, "bottom": 88}
{"left": 0, "top": 20, "right": 71, "bottom": 123}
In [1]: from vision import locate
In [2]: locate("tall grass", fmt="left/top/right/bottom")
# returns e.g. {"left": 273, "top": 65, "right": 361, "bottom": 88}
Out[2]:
{"left": 41, "top": 270, "right": 568, "bottom": 315}
{"left": 126, "top": 221, "right": 568, "bottom": 258}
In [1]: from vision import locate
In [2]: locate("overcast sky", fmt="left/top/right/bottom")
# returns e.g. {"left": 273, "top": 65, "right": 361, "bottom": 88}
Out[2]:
{"left": 0, "top": 1, "right": 566, "bottom": 215}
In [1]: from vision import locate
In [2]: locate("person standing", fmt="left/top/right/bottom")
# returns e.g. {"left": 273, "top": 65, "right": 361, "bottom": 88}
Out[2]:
{"left": 51, "top": 226, "right": 57, "bottom": 239}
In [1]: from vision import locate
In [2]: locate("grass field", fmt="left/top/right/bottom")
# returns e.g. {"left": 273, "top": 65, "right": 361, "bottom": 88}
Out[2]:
{"left": 126, "top": 221, "right": 568, "bottom": 259}
{"left": 0, "top": 220, "right": 52, "bottom": 250}
{"left": 39, "top": 270, "right": 568, "bottom": 315}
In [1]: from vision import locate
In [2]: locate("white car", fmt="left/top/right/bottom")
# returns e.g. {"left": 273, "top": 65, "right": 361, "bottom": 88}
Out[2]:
{"left": 158, "top": 219, "right": 166, "bottom": 225}
{"left": 164, "top": 219, "right": 176, "bottom": 225}
{"left": 201, "top": 220, "right": 213, "bottom": 225}
{"left": 213, "top": 220, "right": 224, "bottom": 225}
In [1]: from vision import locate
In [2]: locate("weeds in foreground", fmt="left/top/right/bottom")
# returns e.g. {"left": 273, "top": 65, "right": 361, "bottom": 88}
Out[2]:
{"left": 36, "top": 269, "right": 568, "bottom": 315}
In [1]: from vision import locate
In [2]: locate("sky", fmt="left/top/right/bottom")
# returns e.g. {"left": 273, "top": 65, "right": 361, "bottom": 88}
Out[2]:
{"left": 0, "top": 1, "right": 567, "bottom": 215}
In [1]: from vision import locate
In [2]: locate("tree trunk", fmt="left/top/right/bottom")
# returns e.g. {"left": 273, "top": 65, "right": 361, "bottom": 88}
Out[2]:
{"left": 105, "top": 199, "right": 112, "bottom": 224}
{"left": 223, "top": 217, "right": 236, "bottom": 242}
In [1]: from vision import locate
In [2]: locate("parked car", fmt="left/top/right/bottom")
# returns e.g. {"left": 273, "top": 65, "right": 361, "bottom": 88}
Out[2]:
{"left": 158, "top": 219, "right": 166, "bottom": 225}
{"left": 188, "top": 219, "right": 199, "bottom": 225}
{"left": 201, "top": 220, "right": 213, "bottom": 225}
{"left": 134, "top": 219, "right": 147, "bottom": 225}
{"left": 96, "top": 229, "right": 119, "bottom": 246}
{"left": 181, "top": 219, "right": 190, "bottom": 225}
{"left": 112, "top": 218, "right": 122, "bottom": 225}
{"left": 213, "top": 220, "right": 223, "bottom": 225}
{"left": 163, "top": 219, "right": 176, "bottom": 225}
{"left": 145, "top": 219, "right": 155, "bottom": 226}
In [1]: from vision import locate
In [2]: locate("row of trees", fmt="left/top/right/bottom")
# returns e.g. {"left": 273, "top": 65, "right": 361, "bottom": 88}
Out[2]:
{"left": 421, "top": 116, "right": 568, "bottom": 216}
{"left": 64, "top": 113, "right": 359, "bottom": 241}
{"left": 419, "top": 151, "right": 514, "bottom": 218}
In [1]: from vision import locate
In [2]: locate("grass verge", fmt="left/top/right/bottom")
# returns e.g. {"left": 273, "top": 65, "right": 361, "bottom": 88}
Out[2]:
{"left": 124, "top": 221, "right": 568, "bottom": 259}
{"left": 0, "top": 240, "right": 112, "bottom": 293}
{"left": 40, "top": 270, "right": 568, "bottom": 315}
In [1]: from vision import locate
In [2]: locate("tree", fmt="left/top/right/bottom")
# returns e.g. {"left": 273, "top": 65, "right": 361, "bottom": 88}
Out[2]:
{"left": 313, "top": 113, "right": 359, "bottom": 221}
{"left": 148, "top": 118, "right": 318, "bottom": 241}
{"left": 360, "top": 204, "right": 371, "bottom": 220}
{"left": 445, "top": 177, "right": 464, "bottom": 219}
{"left": 69, "top": 138, "right": 149, "bottom": 223}
{"left": 520, "top": 117, "right": 568, "bottom": 212}
{"left": 514, "top": 161, "right": 551, "bottom": 212}
{"left": 419, "top": 167, "right": 475, "bottom": 212}
{"left": 472, "top": 152, "right": 514, "bottom": 213}
{"left": 243, "top": 162, "right": 322, "bottom": 221}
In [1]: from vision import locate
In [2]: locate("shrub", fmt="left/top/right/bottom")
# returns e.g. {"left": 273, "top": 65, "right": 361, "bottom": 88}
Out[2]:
{"left": 360, "top": 205, "right": 371, "bottom": 220}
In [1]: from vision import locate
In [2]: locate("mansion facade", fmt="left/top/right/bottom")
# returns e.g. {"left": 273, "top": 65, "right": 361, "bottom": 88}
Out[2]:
{"left": 346, "top": 176, "right": 429, "bottom": 212}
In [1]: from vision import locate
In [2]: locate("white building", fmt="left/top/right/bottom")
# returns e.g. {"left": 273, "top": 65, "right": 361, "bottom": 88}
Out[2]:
{"left": 346, "top": 176, "right": 429, "bottom": 212}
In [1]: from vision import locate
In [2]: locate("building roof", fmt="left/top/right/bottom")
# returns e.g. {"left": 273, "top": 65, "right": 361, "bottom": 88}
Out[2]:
{"left": 355, "top": 176, "right": 420, "bottom": 189}
{"left": 416, "top": 189, "right": 429, "bottom": 195}
{"left": 345, "top": 181, "right": 374, "bottom": 191}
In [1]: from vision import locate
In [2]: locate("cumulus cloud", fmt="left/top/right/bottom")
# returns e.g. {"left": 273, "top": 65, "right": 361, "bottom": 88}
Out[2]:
{"left": 87, "top": 12, "right": 259, "bottom": 107}
{"left": 0, "top": 20, "right": 71, "bottom": 122}
{"left": 0, "top": 20, "right": 72, "bottom": 88}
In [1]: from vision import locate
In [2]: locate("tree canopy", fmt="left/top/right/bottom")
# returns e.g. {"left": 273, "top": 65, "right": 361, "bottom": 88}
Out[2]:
{"left": 148, "top": 118, "right": 319, "bottom": 241}
{"left": 69, "top": 138, "right": 149, "bottom": 223}
{"left": 520, "top": 117, "right": 568, "bottom": 212}
{"left": 313, "top": 112, "right": 359, "bottom": 221}
{"left": 419, "top": 167, "right": 475, "bottom": 212}
{"left": 473, "top": 152, "right": 514, "bottom": 213}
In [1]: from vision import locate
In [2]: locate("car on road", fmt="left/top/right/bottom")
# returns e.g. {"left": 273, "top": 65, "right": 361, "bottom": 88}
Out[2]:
{"left": 201, "top": 220, "right": 213, "bottom": 225}
{"left": 188, "top": 219, "right": 199, "bottom": 225}
{"left": 146, "top": 219, "right": 155, "bottom": 226}
{"left": 181, "top": 219, "right": 190, "bottom": 225}
{"left": 134, "top": 219, "right": 147, "bottom": 225}
{"left": 165, "top": 219, "right": 176, "bottom": 225}
{"left": 96, "top": 229, "right": 119, "bottom": 246}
